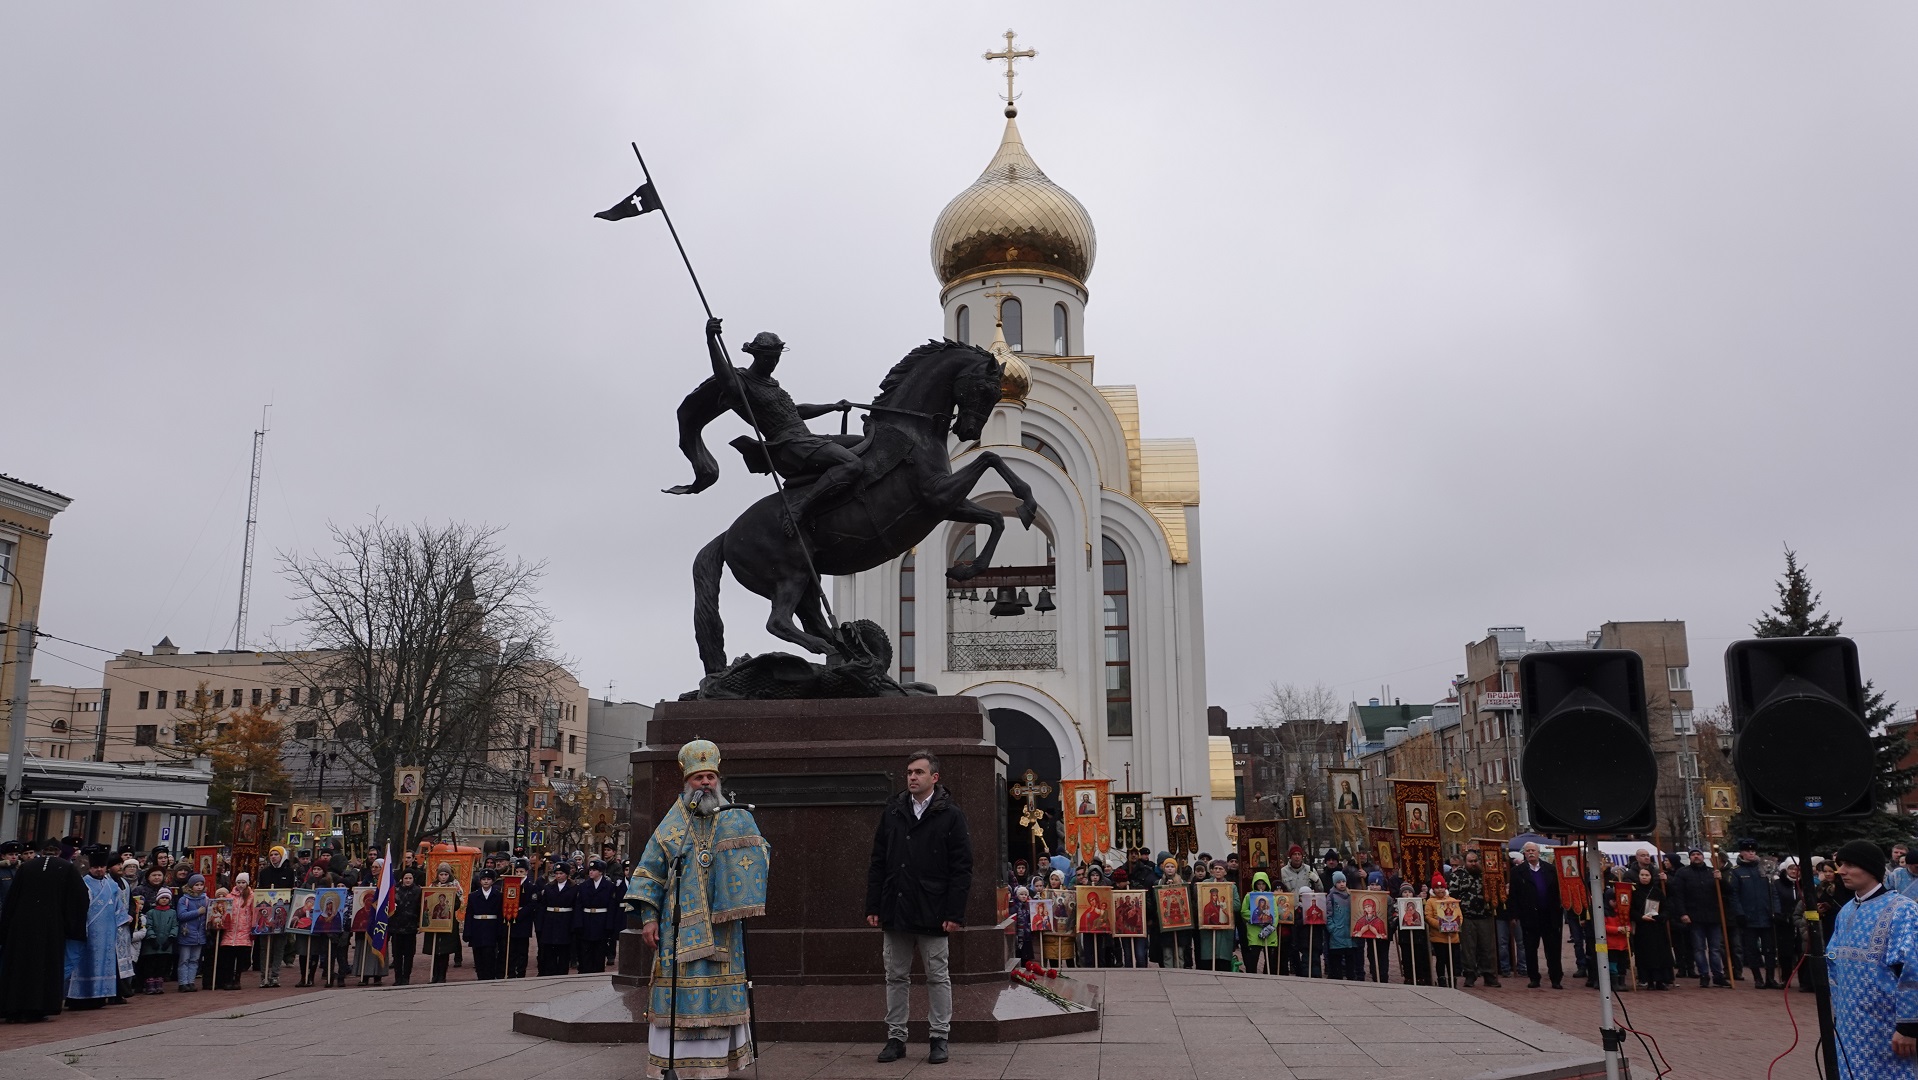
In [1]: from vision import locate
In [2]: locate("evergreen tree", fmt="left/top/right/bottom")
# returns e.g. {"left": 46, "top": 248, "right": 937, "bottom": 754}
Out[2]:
{"left": 1731, "top": 547, "right": 1912, "bottom": 851}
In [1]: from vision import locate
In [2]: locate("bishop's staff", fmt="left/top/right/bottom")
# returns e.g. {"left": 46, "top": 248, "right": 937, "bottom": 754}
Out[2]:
{"left": 596, "top": 144, "right": 834, "bottom": 623}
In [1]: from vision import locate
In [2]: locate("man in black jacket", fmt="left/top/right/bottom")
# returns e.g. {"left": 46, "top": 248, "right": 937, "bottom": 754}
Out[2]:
{"left": 464, "top": 868, "right": 507, "bottom": 979}
{"left": 866, "top": 750, "right": 972, "bottom": 1066}
{"left": 1510, "top": 842, "right": 1564, "bottom": 988}
{"left": 535, "top": 863, "right": 579, "bottom": 975}
{"left": 255, "top": 846, "right": 300, "bottom": 987}
{"left": 1670, "top": 848, "right": 1730, "bottom": 987}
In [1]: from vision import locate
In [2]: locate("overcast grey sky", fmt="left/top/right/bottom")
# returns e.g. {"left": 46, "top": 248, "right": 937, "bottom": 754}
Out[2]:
{"left": 6, "top": 5, "right": 1915, "bottom": 723}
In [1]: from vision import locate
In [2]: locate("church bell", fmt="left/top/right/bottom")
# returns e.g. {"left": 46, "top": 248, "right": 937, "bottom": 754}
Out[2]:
{"left": 1034, "top": 587, "right": 1055, "bottom": 612}
{"left": 989, "top": 586, "right": 1024, "bottom": 617}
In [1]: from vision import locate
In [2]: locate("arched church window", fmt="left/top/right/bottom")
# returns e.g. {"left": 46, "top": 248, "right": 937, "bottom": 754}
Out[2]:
{"left": 955, "top": 305, "right": 969, "bottom": 345}
{"left": 1000, "top": 298, "right": 1023, "bottom": 352}
{"left": 1103, "top": 537, "right": 1132, "bottom": 737}
{"left": 1021, "top": 433, "right": 1067, "bottom": 472}
{"left": 899, "top": 551, "right": 916, "bottom": 682}
{"left": 1053, "top": 303, "right": 1068, "bottom": 354}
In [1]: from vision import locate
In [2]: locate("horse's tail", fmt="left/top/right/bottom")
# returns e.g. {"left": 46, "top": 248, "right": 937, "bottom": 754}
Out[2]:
{"left": 693, "top": 533, "right": 729, "bottom": 674}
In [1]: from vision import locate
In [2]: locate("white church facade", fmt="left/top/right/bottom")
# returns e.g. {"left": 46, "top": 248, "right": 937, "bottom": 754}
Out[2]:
{"left": 834, "top": 91, "right": 1226, "bottom": 859}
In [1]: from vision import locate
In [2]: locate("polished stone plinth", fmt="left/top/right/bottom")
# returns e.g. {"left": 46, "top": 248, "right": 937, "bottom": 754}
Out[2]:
{"left": 621, "top": 696, "right": 1014, "bottom": 987}
{"left": 514, "top": 972, "right": 1102, "bottom": 1044}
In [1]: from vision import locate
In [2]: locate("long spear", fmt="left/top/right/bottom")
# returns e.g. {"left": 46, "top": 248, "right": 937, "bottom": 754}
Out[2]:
{"left": 597, "top": 143, "right": 834, "bottom": 624}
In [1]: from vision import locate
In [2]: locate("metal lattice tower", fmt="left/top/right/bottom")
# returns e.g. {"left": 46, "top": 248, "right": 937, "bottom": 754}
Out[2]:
{"left": 232, "top": 406, "right": 269, "bottom": 650}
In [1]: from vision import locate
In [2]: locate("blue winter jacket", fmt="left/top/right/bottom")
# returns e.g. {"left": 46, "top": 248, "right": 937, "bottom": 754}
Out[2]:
{"left": 176, "top": 892, "right": 211, "bottom": 946}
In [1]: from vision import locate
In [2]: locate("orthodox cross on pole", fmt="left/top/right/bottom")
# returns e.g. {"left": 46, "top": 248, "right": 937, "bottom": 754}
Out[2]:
{"left": 984, "top": 29, "right": 1036, "bottom": 112}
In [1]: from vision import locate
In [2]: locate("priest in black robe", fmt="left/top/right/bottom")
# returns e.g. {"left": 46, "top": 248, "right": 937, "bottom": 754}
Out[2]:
{"left": 0, "top": 837, "right": 88, "bottom": 1022}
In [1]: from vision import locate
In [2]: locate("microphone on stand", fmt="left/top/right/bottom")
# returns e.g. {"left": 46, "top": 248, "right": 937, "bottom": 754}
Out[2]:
{"left": 691, "top": 790, "right": 757, "bottom": 817}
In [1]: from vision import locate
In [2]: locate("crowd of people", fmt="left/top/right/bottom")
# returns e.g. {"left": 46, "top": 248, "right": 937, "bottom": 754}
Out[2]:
{"left": 1001, "top": 834, "right": 1891, "bottom": 995}
{"left": 0, "top": 835, "right": 636, "bottom": 1024}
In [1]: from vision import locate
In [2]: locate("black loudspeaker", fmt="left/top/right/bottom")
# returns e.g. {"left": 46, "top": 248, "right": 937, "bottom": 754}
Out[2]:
{"left": 1725, "top": 637, "right": 1874, "bottom": 819}
{"left": 1519, "top": 650, "right": 1657, "bottom": 834}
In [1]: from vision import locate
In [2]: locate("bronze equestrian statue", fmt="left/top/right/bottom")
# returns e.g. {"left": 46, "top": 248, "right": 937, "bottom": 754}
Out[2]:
{"left": 668, "top": 318, "right": 1039, "bottom": 697}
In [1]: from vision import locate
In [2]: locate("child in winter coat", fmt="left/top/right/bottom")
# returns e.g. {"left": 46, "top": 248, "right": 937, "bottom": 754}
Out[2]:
{"left": 139, "top": 888, "right": 180, "bottom": 994}
{"left": 175, "top": 876, "right": 210, "bottom": 991}
{"left": 1326, "top": 872, "right": 1357, "bottom": 980}
{"left": 1426, "top": 875, "right": 1462, "bottom": 987}
{"left": 217, "top": 877, "right": 255, "bottom": 990}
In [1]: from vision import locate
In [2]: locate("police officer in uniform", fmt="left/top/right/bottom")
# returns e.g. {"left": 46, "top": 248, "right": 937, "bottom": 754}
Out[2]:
{"left": 464, "top": 868, "right": 507, "bottom": 979}
{"left": 576, "top": 860, "right": 620, "bottom": 974}
{"left": 534, "top": 862, "right": 579, "bottom": 975}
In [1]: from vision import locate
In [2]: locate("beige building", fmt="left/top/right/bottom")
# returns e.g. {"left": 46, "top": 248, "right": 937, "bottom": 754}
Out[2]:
{"left": 0, "top": 474, "right": 73, "bottom": 740}
{"left": 24, "top": 680, "right": 102, "bottom": 760}
{"left": 1458, "top": 622, "right": 1696, "bottom": 844}
{"left": 101, "top": 639, "right": 591, "bottom": 846}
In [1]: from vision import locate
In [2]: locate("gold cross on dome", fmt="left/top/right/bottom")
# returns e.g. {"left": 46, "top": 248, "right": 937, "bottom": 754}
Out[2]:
{"left": 984, "top": 29, "right": 1036, "bottom": 107}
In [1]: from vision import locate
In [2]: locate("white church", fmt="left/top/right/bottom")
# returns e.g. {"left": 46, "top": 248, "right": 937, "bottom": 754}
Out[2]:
{"left": 835, "top": 82, "right": 1226, "bottom": 859}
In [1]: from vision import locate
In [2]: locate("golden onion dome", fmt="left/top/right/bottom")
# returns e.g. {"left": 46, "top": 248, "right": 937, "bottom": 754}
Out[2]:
{"left": 931, "top": 113, "right": 1096, "bottom": 287}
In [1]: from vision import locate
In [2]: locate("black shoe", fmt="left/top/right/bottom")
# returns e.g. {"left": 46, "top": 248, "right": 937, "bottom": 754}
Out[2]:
{"left": 1484, "top": 977, "right": 1501, "bottom": 988}
{"left": 876, "top": 1039, "right": 906, "bottom": 1063}
{"left": 1699, "top": 976, "right": 1711, "bottom": 988}
{"left": 1463, "top": 975, "right": 1477, "bottom": 987}
{"left": 928, "top": 1038, "right": 949, "bottom": 1065}
{"left": 1528, "top": 977, "right": 1541, "bottom": 988}
{"left": 1551, "top": 981, "right": 1565, "bottom": 990}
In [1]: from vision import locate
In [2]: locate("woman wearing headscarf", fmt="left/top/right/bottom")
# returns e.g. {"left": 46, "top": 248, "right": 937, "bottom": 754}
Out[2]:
{"left": 426, "top": 862, "right": 465, "bottom": 983}
{"left": 1629, "top": 866, "right": 1673, "bottom": 990}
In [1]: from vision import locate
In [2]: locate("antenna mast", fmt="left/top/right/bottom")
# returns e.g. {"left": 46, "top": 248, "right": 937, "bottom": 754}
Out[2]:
{"left": 233, "top": 406, "right": 269, "bottom": 650}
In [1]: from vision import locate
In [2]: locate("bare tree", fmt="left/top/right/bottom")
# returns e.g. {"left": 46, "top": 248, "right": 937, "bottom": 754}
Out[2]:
{"left": 275, "top": 519, "right": 562, "bottom": 848}
{"left": 1255, "top": 681, "right": 1343, "bottom": 728}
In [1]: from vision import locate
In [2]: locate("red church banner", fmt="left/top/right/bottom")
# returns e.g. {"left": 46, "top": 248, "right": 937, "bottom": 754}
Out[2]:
{"left": 1555, "top": 846, "right": 1589, "bottom": 914}
{"left": 1391, "top": 780, "right": 1441, "bottom": 890}
{"left": 1059, "top": 779, "right": 1111, "bottom": 863}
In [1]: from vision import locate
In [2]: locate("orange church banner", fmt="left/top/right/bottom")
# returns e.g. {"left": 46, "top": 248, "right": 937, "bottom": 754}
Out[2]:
{"left": 1059, "top": 779, "right": 1111, "bottom": 863}
{"left": 1555, "top": 846, "right": 1588, "bottom": 914}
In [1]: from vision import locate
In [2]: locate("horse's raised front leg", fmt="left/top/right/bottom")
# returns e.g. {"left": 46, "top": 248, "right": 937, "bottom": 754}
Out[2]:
{"left": 931, "top": 451, "right": 1039, "bottom": 581}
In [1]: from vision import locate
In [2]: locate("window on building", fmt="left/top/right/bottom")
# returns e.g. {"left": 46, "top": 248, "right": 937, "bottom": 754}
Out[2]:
{"left": 1668, "top": 666, "right": 1690, "bottom": 691}
{"left": 175, "top": 722, "right": 194, "bottom": 744}
{"left": 568, "top": 734, "right": 578, "bottom": 755}
{"left": 135, "top": 725, "right": 157, "bottom": 747}
{"left": 49, "top": 743, "right": 66, "bottom": 759}
{"left": 1020, "top": 433, "right": 1067, "bottom": 471}
{"left": 193, "top": 688, "right": 205, "bottom": 707}
{"left": 176, "top": 690, "right": 188, "bottom": 709}
{"left": 137, "top": 691, "right": 149, "bottom": 710}
{"left": 1677, "top": 751, "right": 1700, "bottom": 778}
{"left": 898, "top": 551, "right": 916, "bottom": 683}
{"left": 955, "top": 305, "right": 969, "bottom": 344}
{"left": 334, "top": 688, "right": 346, "bottom": 707}
{"left": 1053, "top": 303, "right": 1068, "bottom": 354}
{"left": 289, "top": 687, "right": 300, "bottom": 706}
{"left": 270, "top": 688, "right": 282, "bottom": 707}
{"left": 251, "top": 688, "right": 263, "bottom": 707}
{"left": 294, "top": 720, "right": 317, "bottom": 739}
{"left": 1000, "top": 297, "right": 1023, "bottom": 351}
{"left": 1103, "top": 537, "right": 1132, "bottom": 737}
{"left": 1672, "top": 708, "right": 1695, "bottom": 735}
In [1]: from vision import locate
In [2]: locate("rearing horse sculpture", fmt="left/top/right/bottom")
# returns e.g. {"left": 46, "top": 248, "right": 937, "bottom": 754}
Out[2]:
{"left": 688, "top": 339, "right": 1038, "bottom": 676}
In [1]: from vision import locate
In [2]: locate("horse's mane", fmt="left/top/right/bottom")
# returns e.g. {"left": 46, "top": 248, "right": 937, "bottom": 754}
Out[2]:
{"left": 871, "top": 339, "right": 996, "bottom": 408}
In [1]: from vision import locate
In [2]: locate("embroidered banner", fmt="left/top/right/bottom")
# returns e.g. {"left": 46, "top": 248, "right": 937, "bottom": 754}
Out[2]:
{"left": 1477, "top": 838, "right": 1509, "bottom": 910}
{"left": 1368, "top": 827, "right": 1398, "bottom": 872}
{"left": 1237, "top": 818, "right": 1281, "bottom": 893}
{"left": 1392, "top": 780, "right": 1441, "bottom": 890}
{"left": 1059, "top": 779, "right": 1111, "bottom": 863}
{"left": 1163, "top": 795, "right": 1198, "bottom": 860}
{"left": 1555, "top": 846, "right": 1589, "bottom": 914}
{"left": 1111, "top": 792, "right": 1146, "bottom": 851}
{"left": 231, "top": 790, "right": 268, "bottom": 882}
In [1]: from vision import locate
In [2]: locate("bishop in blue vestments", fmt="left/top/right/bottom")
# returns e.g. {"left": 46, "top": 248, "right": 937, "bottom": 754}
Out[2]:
{"left": 65, "top": 854, "right": 129, "bottom": 1006}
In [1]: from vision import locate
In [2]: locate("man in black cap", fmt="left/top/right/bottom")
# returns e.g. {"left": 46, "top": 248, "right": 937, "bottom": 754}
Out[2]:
{"left": 1670, "top": 847, "right": 1731, "bottom": 988}
{"left": 464, "top": 868, "right": 507, "bottom": 980}
{"left": 575, "top": 860, "right": 619, "bottom": 974}
{"left": 534, "top": 862, "right": 579, "bottom": 976}
{"left": 1826, "top": 839, "right": 1918, "bottom": 1075}
{"left": 0, "top": 838, "right": 86, "bottom": 1021}
{"left": 507, "top": 858, "right": 538, "bottom": 979}
{"left": 1728, "top": 837, "right": 1780, "bottom": 989}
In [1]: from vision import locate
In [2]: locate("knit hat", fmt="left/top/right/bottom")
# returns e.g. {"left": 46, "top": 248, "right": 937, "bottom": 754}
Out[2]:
{"left": 234, "top": 872, "right": 250, "bottom": 886}
{"left": 1288, "top": 845, "right": 1303, "bottom": 856}
{"left": 1331, "top": 871, "right": 1346, "bottom": 885}
{"left": 187, "top": 874, "right": 205, "bottom": 887}
{"left": 156, "top": 888, "right": 173, "bottom": 903}
{"left": 1833, "top": 840, "right": 1887, "bottom": 882}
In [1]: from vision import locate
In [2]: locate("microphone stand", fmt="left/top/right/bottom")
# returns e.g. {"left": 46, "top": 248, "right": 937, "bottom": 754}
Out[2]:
{"left": 663, "top": 848, "right": 688, "bottom": 1080}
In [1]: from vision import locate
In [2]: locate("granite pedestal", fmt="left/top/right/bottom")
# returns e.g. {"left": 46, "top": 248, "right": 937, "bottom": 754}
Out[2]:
{"left": 518, "top": 695, "right": 1102, "bottom": 1042}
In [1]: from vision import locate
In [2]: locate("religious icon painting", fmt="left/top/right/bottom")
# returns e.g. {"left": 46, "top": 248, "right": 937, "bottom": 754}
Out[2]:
{"left": 288, "top": 890, "right": 318, "bottom": 934}
{"left": 501, "top": 876, "right": 524, "bottom": 921}
{"left": 1027, "top": 898, "right": 1055, "bottom": 935}
{"left": 1432, "top": 897, "right": 1462, "bottom": 935}
{"left": 1554, "top": 847, "right": 1588, "bottom": 913}
{"left": 1113, "top": 890, "right": 1147, "bottom": 938}
{"left": 1298, "top": 891, "right": 1327, "bottom": 926}
{"left": 1395, "top": 896, "right": 1424, "bottom": 930}
{"left": 210, "top": 896, "right": 232, "bottom": 931}
{"left": 1196, "top": 882, "right": 1237, "bottom": 930}
{"left": 311, "top": 887, "right": 350, "bottom": 934}
{"left": 1154, "top": 885, "right": 1193, "bottom": 931}
{"left": 1403, "top": 802, "right": 1433, "bottom": 837}
{"left": 1169, "top": 803, "right": 1190, "bottom": 827}
{"left": 1329, "top": 768, "right": 1365, "bottom": 814}
{"left": 1059, "top": 779, "right": 1111, "bottom": 863}
{"left": 255, "top": 888, "right": 292, "bottom": 934}
{"left": 1111, "top": 792, "right": 1146, "bottom": 850}
{"left": 396, "top": 767, "right": 424, "bottom": 800}
{"left": 1045, "top": 888, "right": 1074, "bottom": 934}
{"left": 193, "top": 845, "right": 220, "bottom": 883}
{"left": 1268, "top": 891, "right": 1295, "bottom": 924}
{"left": 351, "top": 887, "right": 376, "bottom": 933}
{"left": 289, "top": 804, "right": 310, "bottom": 829}
{"left": 1349, "top": 890, "right": 1389, "bottom": 939}
{"left": 1369, "top": 827, "right": 1398, "bottom": 872}
{"left": 309, "top": 807, "right": 332, "bottom": 834}
{"left": 421, "top": 886, "right": 458, "bottom": 933}
{"left": 996, "top": 885, "right": 1010, "bottom": 926}
{"left": 1076, "top": 886, "right": 1113, "bottom": 935}
{"left": 1290, "top": 794, "right": 1307, "bottom": 820}
{"left": 1163, "top": 795, "right": 1198, "bottom": 859}
{"left": 1246, "top": 890, "right": 1277, "bottom": 927}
